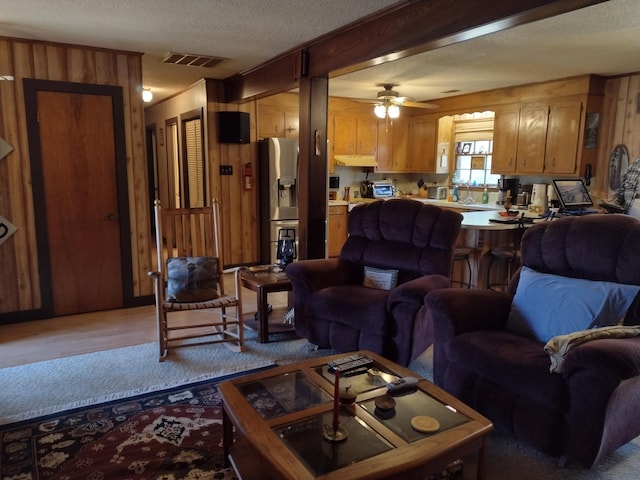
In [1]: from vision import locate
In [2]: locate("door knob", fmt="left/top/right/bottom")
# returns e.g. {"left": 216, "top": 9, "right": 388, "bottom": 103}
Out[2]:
{"left": 107, "top": 213, "right": 119, "bottom": 221}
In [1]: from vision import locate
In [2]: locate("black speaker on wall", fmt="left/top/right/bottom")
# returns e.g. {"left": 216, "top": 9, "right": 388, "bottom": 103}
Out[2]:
{"left": 218, "top": 111, "right": 250, "bottom": 144}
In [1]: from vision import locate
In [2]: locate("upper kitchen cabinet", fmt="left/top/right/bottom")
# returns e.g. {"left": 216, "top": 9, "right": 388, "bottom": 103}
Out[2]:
{"left": 256, "top": 93, "right": 300, "bottom": 139}
{"left": 492, "top": 96, "right": 599, "bottom": 176}
{"left": 257, "top": 105, "right": 299, "bottom": 138}
{"left": 516, "top": 101, "right": 549, "bottom": 174}
{"left": 376, "top": 118, "right": 409, "bottom": 172}
{"left": 333, "top": 113, "right": 378, "bottom": 156}
{"left": 544, "top": 98, "right": 584, "bottom": 175}
{"left": 406, "top": 114, "right": 437, "bottom": 172}
{"left": 492, "top": 106, "right": 520, "bottom": 174}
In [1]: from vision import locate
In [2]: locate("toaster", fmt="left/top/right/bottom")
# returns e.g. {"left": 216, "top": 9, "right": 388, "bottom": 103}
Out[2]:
{"left": 427, "top": 186, "right": 448, "bottom": 199}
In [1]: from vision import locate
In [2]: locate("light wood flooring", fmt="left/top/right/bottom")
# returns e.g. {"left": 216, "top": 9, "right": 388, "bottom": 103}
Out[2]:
{"left": 0, "top": 280, "right": 288, "bottom": 369}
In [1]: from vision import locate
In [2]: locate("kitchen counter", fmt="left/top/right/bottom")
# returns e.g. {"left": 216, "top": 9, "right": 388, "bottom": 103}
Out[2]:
{"left": 461, "top": 210, "right": 544, "bottom": 230}
{"left": 329, "top": 197, "right": 502, "bottom": 212}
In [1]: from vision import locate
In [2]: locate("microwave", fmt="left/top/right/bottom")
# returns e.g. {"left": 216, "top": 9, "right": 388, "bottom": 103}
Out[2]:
{"left": 373, "top": 182, "right": 395, "bottom": 198}
{"left": 427, "top": 186, "right": 448, "bottom": 199}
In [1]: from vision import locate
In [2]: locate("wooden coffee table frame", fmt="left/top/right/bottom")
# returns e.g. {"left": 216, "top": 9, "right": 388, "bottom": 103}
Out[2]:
{"left": 219, "top": 350, "right": 493, "bottom": 480}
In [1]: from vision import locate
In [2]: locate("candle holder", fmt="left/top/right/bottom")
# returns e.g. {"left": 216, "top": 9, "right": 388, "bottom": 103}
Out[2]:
{"left": 323, "top": 423, "right": 349, "bottom": 442}
{"left": 323, "top": 368, "right": 349, "bottom": 442}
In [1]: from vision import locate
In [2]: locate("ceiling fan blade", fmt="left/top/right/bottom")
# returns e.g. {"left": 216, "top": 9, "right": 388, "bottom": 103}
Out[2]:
{"left": 401, "top": 100, "right": 439, "bottom": 109}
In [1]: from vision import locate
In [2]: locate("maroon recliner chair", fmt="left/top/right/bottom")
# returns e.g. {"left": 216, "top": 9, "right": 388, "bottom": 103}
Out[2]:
{"left": 426, "top": 214, "right": 640, "bottom": 467}
{"left": 286, "top": 199, "right": 462, "bottom": 366}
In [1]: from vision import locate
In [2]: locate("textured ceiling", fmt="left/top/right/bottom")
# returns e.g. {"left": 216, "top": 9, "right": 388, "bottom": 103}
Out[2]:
{"left": 1, "top": 0, "right": 639, "bottom": 105}
{"left": 0, "top": 0, "right": 399, "bottom": 101}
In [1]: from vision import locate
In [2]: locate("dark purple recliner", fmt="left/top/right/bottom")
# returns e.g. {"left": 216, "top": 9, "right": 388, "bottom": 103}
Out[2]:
{"left": 286, "top": 199, "right": 462, "bottom": 366}
{"left": 426, "top": 214, "right": 640, "bottom": 467}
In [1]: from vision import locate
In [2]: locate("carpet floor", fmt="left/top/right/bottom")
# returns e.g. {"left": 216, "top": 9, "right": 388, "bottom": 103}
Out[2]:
{"left": 0, "top": 368, "right": 265, "bottom": 479}
{"left": 1, "top": 329, "right": 640, "bottom": 479}
{"left": 0, "top": 365, "right": 462, "bottom": 480}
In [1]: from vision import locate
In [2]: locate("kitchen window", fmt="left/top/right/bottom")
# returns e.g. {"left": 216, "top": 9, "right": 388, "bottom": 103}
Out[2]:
{"left": 453, "top": 140, "right": 500, "bottom": 187}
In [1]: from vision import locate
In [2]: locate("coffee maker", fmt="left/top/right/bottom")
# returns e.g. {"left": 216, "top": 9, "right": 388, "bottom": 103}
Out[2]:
{"left": 497, "top": 177, "right": 519, "bottom": 206}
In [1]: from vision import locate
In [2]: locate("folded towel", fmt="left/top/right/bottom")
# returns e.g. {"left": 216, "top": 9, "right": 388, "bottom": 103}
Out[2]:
{"left": 544, "top": 325, "right": 640, "bottom": 373}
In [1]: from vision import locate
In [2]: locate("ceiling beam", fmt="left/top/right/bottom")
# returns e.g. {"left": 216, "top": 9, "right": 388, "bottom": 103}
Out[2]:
{"left": 223, "top": 0, "right": 606, "bottom": 102}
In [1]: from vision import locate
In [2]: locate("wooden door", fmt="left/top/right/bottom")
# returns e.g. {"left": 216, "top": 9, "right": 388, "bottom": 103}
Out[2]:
{"left": 37, "top": 91, "right": 124, "bottom": 315}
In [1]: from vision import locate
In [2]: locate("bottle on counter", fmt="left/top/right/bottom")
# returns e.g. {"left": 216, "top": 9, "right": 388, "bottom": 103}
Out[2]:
{"left": 447, "top": 186, "right": 453, "bottom": 202}
{"left": 482, "top": 188, "right": 489, "bottom": 204}
{"left": 452, "top": 185, "right": 459, "bottom": 202}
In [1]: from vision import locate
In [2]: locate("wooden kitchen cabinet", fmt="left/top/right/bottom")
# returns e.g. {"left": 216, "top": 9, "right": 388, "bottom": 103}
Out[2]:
{"left": 333, "top": 113, "right": 378, "bottom": 156}
{"left": 516, "top": 102, "right": 548, "bottom": 174}
{"left": 327, "top": 205, "right": 348, "bottom": 257}
{"left": 257, "top": 105, "right": 298, "bottom": 138}
{"left": 376, "top": 118, "right": 409, "bottom": 172}
{"left": 492, "top": 106, "right": 520, "bottom": 174}
{"left": 406, "top": 114, "right": 437, "bottom": 172}
{"left": 544, "top": 99, "right": 583, "bottom": 175}
{"left": 492, "top": 96, "right": 592, "bottom": 176}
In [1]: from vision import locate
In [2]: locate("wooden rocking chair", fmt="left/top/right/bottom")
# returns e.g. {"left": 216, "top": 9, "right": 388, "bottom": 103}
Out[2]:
{"left": 148, "top": 199, "right": 244, "bottom": 361}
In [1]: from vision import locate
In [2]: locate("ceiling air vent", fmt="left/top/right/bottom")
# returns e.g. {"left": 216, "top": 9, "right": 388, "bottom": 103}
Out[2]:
{"left": 162, "top": 52, "right": 226, "bottom": 68}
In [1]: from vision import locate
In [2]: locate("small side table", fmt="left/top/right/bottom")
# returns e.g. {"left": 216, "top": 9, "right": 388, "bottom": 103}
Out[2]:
{"left": 240, "top": 267, "right": 294, "bottom": 343}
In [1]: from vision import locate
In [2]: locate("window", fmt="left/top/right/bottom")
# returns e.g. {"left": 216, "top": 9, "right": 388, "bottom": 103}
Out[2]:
{"left": 454, "top": 140, "right": 500, "bottom": 187}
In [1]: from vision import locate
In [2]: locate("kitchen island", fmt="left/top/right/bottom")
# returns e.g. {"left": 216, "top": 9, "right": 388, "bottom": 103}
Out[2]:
{"left": 330, "top": 197, "right": 542, "bottom": 289}
{"left": 330, "top": 196, "right": 502, "bottom": 213}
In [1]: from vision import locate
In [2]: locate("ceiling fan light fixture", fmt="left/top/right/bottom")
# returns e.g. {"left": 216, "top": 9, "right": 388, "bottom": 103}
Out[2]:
{"left": 373, "top": 101, "right": 400, "bottom": 119}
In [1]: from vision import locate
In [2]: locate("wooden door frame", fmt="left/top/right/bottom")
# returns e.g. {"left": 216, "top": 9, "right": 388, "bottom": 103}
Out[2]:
{"left": 23, "top": 79, "right": 134, "bottom": 317}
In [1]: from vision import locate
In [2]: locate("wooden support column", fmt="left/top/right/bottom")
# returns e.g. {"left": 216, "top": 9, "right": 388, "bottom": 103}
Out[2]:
{"left": 298, "top": 75, "right": 328, "bottom": 260}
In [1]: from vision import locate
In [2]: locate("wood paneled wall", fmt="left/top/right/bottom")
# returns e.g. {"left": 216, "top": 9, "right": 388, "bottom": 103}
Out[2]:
{"left": 0, "top": 37, "right": 150, "bottom": 316}
{"left": 144, "top": 79, "right": 260, "bottom": 267}
{"left": 594, "top": 73, "right": 640, "bottom": 199}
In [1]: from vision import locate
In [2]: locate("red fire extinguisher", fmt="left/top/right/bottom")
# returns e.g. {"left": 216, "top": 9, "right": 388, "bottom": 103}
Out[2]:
{"left": 244, "top": 162, "right": 253, "bottom": 190}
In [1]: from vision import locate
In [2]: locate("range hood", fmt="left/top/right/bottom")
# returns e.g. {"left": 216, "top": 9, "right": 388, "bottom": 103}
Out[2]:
{"left": 334, "top": 154, "right": 378, "bottom": 168}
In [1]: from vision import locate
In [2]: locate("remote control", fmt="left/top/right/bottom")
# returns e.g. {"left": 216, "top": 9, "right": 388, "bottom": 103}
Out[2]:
{"left": 387, "top": 376, "right": 419, "bottom": 392}
{"left": 328, "top": 354, "right": 373, "bottom": 373}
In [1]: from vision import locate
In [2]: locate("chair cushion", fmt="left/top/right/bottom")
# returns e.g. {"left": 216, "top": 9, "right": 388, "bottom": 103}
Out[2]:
{"left": 505, "top": 266, "right": 640, "bottom": 342}
{"left": 306, "top": 285, "right": 389, "bottom": 333}
{"left": 166, "top": 256, "right": 219, "bottom": 302}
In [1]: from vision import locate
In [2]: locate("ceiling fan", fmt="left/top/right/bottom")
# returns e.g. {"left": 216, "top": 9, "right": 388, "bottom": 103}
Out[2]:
{"left": 355, "top": 83, "right": 438, "bottom": 119}
{"left": 373, "top": 83, "right": 439, "bottom": 110}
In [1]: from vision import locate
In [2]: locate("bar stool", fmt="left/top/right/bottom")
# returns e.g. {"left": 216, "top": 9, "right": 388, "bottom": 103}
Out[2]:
{"left": 485, "top": 219, "right": 525, "bottom": 291}
{"left": 451, "top": 247, "right": 472, "bottom": 288}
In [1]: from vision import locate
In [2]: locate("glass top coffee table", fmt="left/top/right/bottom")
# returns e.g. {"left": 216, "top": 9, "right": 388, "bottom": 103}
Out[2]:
{"left": 218, "top": 350, "right": 493, "bottom": 480}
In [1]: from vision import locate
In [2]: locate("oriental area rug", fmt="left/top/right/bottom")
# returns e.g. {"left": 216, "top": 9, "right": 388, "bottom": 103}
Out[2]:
{"left": 0, "top": 367, "right": 462, "bottom": 480}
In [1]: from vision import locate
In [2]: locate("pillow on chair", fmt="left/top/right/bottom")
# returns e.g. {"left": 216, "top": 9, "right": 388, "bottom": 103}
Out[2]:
{"left": 506, "top": 266, "right": 640, "bottom": 342}
{"left": 167, "top": 256, "right": 219, "bottom": 302}
{"left": 363, "top": 266, "right": 399, "bottom": 291}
